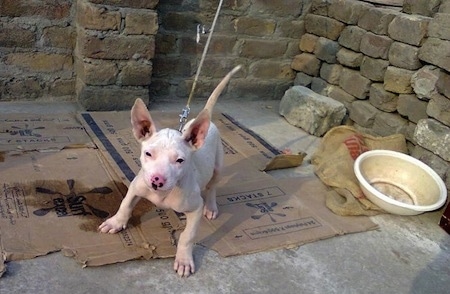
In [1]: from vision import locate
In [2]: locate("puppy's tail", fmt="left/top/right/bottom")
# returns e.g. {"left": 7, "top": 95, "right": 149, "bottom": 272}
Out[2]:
{"left": 203, "top": 65, "right": 242, "bottom": 116}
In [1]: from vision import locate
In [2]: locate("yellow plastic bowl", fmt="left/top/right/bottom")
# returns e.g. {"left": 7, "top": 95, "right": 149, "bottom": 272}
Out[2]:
{"left": 354, "top": 150, "right": 447, "bottom": 215}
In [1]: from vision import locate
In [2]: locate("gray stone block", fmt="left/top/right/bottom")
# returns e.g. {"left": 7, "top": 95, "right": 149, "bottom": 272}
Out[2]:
{"left": 388, "top": 42, "right": 422, "bottom": 70}
{"left": 279, "top": 86, "right": 346, "bottom": 136}
{"left": 411, "top": 65, "right": 440, "bottom": 100}
{"left": 349, "top": 100, "right": 378, "bottom": 127}
{"left": 427, "top": 93, "right": 450, "bottom": 126}
{"left": 373, "top": 111, "right": 408, "bottom": 137}
{"left": 360, "top": 56, "right": 389, "bottom": 82}
{"left": 418, "top": 38, "right": 450, "bottom": 72}
{"left": 336, "top": 48, "right": 363, "bottom": 68}
{"left": 314, "top": 37, "right": 340, "bottom": 63}
{"left": 338, "top": 25, "right": 366, "bottom": 51}
{"left": 369, "top": 83, "right": 398, "bottom": 112}
{"left": 414, "top": 119, "right": 450, "bottom": 161}
{"left": 339, "top": 67, "right": 372, "bottom": 99}
{"left": 397, "top": 94, "right": 428, "bottom": 123}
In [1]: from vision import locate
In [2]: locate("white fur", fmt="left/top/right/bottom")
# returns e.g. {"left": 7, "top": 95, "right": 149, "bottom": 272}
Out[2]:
{"left": 99, "top": 66, "right": 241, "bottom": 277}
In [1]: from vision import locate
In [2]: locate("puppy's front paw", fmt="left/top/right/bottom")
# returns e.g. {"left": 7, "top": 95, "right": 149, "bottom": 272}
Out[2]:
{"left": 174, "top": 251, "right": 195, "bottom": 277}
{"left": 98, "top": 215, "right": 128, "bottom": 234}
{"left": 203, "top": 202, "right": 218, "bottom": 220}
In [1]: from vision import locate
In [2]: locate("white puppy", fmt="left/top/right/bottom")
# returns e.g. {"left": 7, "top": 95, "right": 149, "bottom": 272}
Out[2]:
{"left": 99, "top": 65, "right": 241, "bottom": 277}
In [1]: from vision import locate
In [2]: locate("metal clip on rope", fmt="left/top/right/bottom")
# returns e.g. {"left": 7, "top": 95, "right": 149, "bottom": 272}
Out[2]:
{"left": 178, "top": 106, "right": 190, "bottom": 132}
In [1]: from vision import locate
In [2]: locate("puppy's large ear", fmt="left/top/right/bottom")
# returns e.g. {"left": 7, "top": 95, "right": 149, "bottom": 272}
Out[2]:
{"left": 182, "top": 109, "right": 210, "bottom": 150}
{"left": 131, "top": 98, "right": 156, "bottom": 141}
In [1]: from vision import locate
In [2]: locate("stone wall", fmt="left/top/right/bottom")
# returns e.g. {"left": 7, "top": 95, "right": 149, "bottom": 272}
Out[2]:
{"left": 0, "top": 0, "right": 76, "bottom": 101}
{"left": 152, "top": 0, "right": 311, "bottom": 102}
{"left": 0, "top": 0, "right": 312, "bottom": 108}
{"left": 75, "top": 0, "right": 158, "bottom": 110}
{"left": 291, "top": 0, "right": 450, "bottom": 188}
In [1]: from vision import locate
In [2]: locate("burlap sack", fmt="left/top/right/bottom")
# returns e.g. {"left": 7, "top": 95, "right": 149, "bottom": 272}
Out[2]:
{"left": 311, "top": 126, "right": 408, "bottom": 216}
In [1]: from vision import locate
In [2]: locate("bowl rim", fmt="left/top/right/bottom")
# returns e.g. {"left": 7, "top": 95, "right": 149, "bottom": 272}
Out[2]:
{"left": 354, "top": 150, "right": 447, "bottom": 212}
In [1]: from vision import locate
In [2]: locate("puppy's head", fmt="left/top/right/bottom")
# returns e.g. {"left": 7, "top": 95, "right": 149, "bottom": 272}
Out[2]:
{"left": 131, "top": 98, "right": 210, "bottom": 191}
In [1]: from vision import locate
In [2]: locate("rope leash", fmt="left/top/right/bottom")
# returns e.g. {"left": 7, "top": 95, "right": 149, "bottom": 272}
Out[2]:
{"left": 178, "top": 0, "right": 224, "bottom": 132}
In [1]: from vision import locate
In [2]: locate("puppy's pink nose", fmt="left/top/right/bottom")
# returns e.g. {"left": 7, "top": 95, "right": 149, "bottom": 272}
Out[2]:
{"left": 151, "top": 174, "right": 166, "bottom": 190}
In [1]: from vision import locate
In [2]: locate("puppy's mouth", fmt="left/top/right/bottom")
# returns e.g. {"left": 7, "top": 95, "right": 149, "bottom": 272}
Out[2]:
{"left": 152, "top": 183, "right": 158, "bottom": 190}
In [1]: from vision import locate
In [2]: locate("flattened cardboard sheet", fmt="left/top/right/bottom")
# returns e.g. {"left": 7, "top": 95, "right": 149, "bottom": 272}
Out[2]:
{"left": 0, "top": 110, "right": 377, "bottom": 271}
{"left": 0, "top": 149, "right": 179, "bottom": 266}
{"left": 0, "top": 113, "right": 94, "bottom": 152}
{"left": 198, "top": 176, "right": 378, "bottom": 256}
{"left": 79, "top": 111, "right": 377, "bottom": 257}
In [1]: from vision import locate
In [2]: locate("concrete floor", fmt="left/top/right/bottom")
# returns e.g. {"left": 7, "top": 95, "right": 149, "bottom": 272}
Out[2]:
{"left": 1, "top": 100, "right": 449, "bottom": 294}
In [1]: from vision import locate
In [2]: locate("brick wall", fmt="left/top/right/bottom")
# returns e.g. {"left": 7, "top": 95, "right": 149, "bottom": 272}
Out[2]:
{"left": 0, "top": 0, "right": 310, "bottom": 108}
{"left": 0, "top": 0, "right": 76, "bottom": 101}
{"left": 75, "top": 0, "right": 158, "bottom": 110}
{"left": 291, "top": 0, "right": 450, "bottom": 188}
{"left": 152, "top": 0, "right": 311, "bottom": 102}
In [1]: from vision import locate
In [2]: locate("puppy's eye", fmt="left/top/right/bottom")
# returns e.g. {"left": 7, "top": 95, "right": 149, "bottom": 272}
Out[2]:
{"left": 145, "top": 151, "right": 152, "bottom": 157}
{"left": 176, "top": 158, "right": 184, "bottom": 164}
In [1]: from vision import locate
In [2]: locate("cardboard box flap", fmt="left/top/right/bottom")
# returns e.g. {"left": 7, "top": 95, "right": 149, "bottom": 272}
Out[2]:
{"left": 0, "top": 149, "right": 178, "bottom": 266}
{"left": 198, "top": 176, "right": 378, "bottom": 257}
{"left": 0, "top": 113, "right": 95, "bottom": 152}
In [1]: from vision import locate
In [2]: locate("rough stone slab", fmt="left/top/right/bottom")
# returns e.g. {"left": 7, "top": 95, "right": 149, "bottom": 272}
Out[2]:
{"left": 314, "top": 37, "right": 340, "bottom": 63}
{"left": 118, "top": 60, "right": 153, "bottom": 86}
{"left": 338, "top": 25, "right": 366, "bottom": 51}
{"left": 76, "top": 59, "right": 118, "bottom": 86}
{"left": 309, "top": 0, "right": 330, "bottom": 16}
{"left": 241, "top": 39, "right": 288, "bottom": 58}
{"left": 233, "top": 17, "right": 276, "bottom": 36}
{"left": 388, "top": 42, "right": 422, "bottom": 70}
{"left": 329, "top": 0, "right": 372, "bottom": 24}
{"left": 428, "top": 13, "right": 450, "bottom": 41}
{"left": 305, "top": 14, "right": 345, "bottom": 40}
{"left": 388, "top": 14, "right": 430, "bottom": 46}
{"left": 384, "top": 66, "right": 414, "bottom": 94}
{"left": 124, "top": 10, "right": 158, "bottom": 35}
{"left": 414, "top": 119, "right": 450, "bottom": 161}
{"left": 411, "top": 65, "right": 440, "bottom": 100}
{"left": 339, "top": 67, "right": 371, "bottom": 99}
{"left": 90, "top": 0, "right": 158, "bottom": 9}
{"left": 369, "top": 83, "right": 398, "bottom": 112}
{"left": 373, "top": 111, "right": 408, "bottom": 137}
{"left": 78, "top": 30, "right": 155, "bottom": 60}
{"left": 427, "top": 93, "right": 450, "bottom": 127}
{"left": 311, "top": 77, "right": 332, "bottom": 96}
{"left": 76, "top": 0, "right": 121, "bottom": 31}
{"left": 336, "top": 48, "right": 363, "bottom": 68}
{"left": 418, "top": 38, "right": 450, "bottom": 72}
{"left": 291, "top": 53, "right": 321, "bottom": 76}
{"left": 358, "top": 7, "right": 398, "bottom": 35}
{"left": 299, "top": 33, "right": 319, "bottom": 53}
{"left": 412, "top": 145, "right": 449, "bottom": 181}
{"left": 360, "top": 56, "right": 389, "bottom": 82}
{"left": 403, "top": 0, "right": 442, "bottom": 17}
{"left": 397, "top": 94, "right": 428, "bottom": 124}
{"left": 320, "top": 63, "right": 342, "bottom": 85}
{"left": 349, "top": 100, "right": 378, "bottom": 127}
{"left": 360, "top": 32, "right": 393, "bottom": 59}
{"left": 328, "top": 85, "right": 357, "bottom": 109}
{"left": 294, "top": 72, "right": 313, "bottom": 87}
{"left": 440, "top": 0, "right": 450, "bottom": 13}
{"left": 437, "top": 70, "right": 450, "bottom": 98}
{"left": 279, "top": 85, "right": 346, "bottom": 136}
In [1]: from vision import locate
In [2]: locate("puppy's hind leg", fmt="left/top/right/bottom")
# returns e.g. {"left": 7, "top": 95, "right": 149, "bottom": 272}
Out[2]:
{"left": 203, "top": 140, "right": 223, "bottom": 220}
{"left": 203, "top": 159, "right": 221, "bottom": 220}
